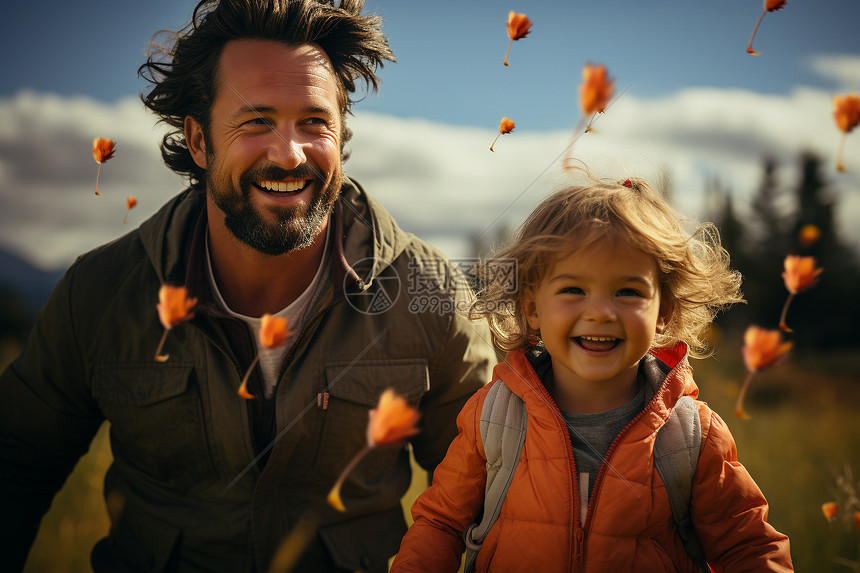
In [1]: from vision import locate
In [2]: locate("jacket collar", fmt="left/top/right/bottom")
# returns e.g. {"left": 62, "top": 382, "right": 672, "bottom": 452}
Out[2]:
{"left": 137, "top": 176, "right": 412, "bottom": 302}
{"left": 497, "top": 342, "right": 698, "bottom": 418}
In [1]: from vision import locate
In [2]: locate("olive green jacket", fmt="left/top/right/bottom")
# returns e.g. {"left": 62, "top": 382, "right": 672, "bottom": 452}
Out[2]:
{"left": 0, "top": 178, "right": 494, "bottom": 572}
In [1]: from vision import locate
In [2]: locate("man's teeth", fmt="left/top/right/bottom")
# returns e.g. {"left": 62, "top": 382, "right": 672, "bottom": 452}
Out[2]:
{"left": 260, "top": 180, "right": 307, "bottom": 193}
{"left": 581, "top": 336, "right": 617, "bottom": 342}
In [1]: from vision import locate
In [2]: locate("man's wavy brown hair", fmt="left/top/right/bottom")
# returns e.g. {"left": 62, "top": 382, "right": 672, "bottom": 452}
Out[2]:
{"left": 139, "top": 0, "right": 395, "bottom": 190}
{"left": 470, "top": 177, "right": 745, "bottom": 358}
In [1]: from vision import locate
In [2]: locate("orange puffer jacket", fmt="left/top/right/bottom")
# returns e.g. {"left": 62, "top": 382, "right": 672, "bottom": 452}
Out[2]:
{"left": 391, "top": 343, "right": 793, "bottom": 572}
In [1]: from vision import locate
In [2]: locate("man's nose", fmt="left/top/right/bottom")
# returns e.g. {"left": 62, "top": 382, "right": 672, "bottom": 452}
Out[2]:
{"left": 267, "top": 129, "right": 307, "bottom": 170}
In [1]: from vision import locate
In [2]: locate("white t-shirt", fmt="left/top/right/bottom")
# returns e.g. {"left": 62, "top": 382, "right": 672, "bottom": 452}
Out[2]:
{"left": 205, "top": 226, "right": 332, "bottom": 398}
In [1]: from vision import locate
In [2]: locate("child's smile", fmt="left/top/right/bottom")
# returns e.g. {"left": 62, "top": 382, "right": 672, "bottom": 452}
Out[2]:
{"left": 573, "top": 335, "right": 620, "bottom": 352}
{"left": 525, "top": 237, "right": 671, "bottom": 412}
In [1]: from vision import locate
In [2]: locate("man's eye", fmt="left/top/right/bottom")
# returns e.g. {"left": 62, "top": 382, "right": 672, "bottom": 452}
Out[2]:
{"left": 305, "top": 117, "right": 329, "bottom": 126}
{"left": 244, "top": 117, "right": 272, "bottom": 126}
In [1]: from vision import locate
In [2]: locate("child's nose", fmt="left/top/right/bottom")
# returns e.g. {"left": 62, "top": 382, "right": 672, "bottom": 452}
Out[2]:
{"left": 583, "top": 297, "right": 617, "bottom": 323}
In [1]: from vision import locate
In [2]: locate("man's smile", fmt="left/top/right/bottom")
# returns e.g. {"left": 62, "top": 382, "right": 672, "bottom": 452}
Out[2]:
{"left": 255, "top": 179, "right": 311, "bottom": 194}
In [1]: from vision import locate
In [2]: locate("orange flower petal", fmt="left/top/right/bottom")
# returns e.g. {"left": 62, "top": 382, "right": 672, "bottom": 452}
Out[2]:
{"left": 853, "top": 511, "right": 860, "bottom": 530}
{"left": 259, "top": 314, "right": 290, "bottom": 349}
{"left": 822, "top": 501, "right": 839, "bottom": 521}
{"left": 506, "top": 11, "right": 532, "bottom": 41}
{"left": 798, "top": 224, "right": 821, "bottom": 247}
{"left": 742, "top": 325, "right": 793, "bottom": 372}
{"left": 503, "top": 11, "right": 532, "bottom": 66}
{"left": 92, "top": 138, "right": 117, "bottom": 164}
{"left": 766, "top": 0, "right": 787, "bottom": 12}
{"left": 367, "top": 389, "right": 420, "bottom": 447}
{"left": 490, "top": 117, "right": 515, "bottom": 152}
{"left": 833, "top": 94, "right": 860, "bottom": 134}
{"left": 580, "top": 64, "right": 614, "bottom": 116}
{"left": 124, "top": 197, "right": 138, "bottom": 224}
{"left": 782, "top": 255, "right": 822, "bottom": 294}
{"left": 156, "top": 285, "right": 198, "bottom": 329}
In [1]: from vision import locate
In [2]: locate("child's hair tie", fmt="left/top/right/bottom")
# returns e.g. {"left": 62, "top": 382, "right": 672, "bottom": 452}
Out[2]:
{"left": 622, "top": 179, "right": 633, "bottom": 188}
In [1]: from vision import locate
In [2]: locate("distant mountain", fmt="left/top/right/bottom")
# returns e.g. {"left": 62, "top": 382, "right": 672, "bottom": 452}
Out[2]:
{"left": 0, "top": 248, "right": 66, "bottom": 314}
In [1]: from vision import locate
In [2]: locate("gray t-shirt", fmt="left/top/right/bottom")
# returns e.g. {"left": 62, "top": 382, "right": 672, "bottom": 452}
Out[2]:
{"left": 562, "top": 384, "right": 646, "bottom": 497}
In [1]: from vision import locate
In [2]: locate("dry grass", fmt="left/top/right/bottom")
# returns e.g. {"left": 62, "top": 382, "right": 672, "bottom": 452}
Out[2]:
{"left": 23, "top": 424, "right": 112, "bottom": 573}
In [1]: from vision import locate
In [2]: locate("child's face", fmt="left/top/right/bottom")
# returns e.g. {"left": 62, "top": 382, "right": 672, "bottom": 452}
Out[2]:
{"left": 524, "top": 239, "right": 671, "bottom": 400}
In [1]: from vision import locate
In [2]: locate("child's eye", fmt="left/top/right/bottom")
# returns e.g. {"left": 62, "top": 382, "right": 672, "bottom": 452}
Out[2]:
{"left": 560, "top": 286, "right": 584, "bottom": 295}
{"left": 617, "top": 288, "right": 643, "bottom": 297}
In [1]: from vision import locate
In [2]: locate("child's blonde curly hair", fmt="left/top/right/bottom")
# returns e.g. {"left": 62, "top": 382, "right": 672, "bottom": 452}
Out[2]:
{"left": 470, "top": 177, "right": 744, "bottom": 358}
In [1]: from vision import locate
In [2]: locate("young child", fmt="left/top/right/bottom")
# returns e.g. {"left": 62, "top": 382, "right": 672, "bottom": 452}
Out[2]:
{"left": 390, "top": 178, "right": 793, "bottom": 572}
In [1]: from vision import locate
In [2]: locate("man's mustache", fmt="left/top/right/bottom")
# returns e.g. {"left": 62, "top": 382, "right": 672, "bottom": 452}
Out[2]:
{"left": 242, "top": 164, "right": 321, "bottom": 184}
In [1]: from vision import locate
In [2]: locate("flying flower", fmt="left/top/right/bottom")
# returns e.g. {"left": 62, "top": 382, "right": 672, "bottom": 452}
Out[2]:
{"left": 580, "top": 64, "right": 614, "bottom": 117}
{"left": 746, "top": 0, "right": 787, "bottom": 56}
{"left": 503, "top": 11, "right": 532, "bottom": 67}
{"left": 822, "top": 502, "right": 839, "bottom": 522}
{"left": 833, "top": 93, "right": 860, "bottom": 172}
{"left": 563, "top": 64, "right": 615, "bottom": 171}
{"left": 489, "top": 117, "right": 515, "bottom": 152}
{"left": 124, "top": 197, "right": 137, "bottom": 225}
{"left": 327, "top": 389, "right": 420, "bottom": 511}
{"left": 237, "top": 314, "right": 290, "bottom": 399}
{"left": 854, "top": 512, "right": 860, "bottom": 530}
{"left": 92, "top": 138, "right": 116, "bottom": 196}
{"left": 154, "top": 285, "right": 197, "bottom": 362}
{"left": 779, "top": 255, "right": 822, "bottom": 331}
{"left": 735, "top": 325, "right": 792, "bottom": 419}
{"left": 798, "top": 224, "right": 821, "bottom": 247}
{"left": 367, "top": 388, "right": 422, "bottom": 447}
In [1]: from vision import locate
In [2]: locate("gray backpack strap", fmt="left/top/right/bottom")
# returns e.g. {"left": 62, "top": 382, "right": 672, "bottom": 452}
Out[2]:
{"left": 462, "top": 379, "right": 527, "bottom": 573}
{"left": 654, "top": 395, "right": 709, "bottom": 573}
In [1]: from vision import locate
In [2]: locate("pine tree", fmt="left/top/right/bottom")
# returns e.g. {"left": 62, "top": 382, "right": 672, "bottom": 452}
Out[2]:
{"left": 782, "top": 152, "right": 860, "bottom": 350}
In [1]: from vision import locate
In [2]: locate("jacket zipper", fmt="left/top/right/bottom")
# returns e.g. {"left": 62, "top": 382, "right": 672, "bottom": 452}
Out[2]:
{"left": 525, "top": 370, "right": 584, "bottom": 568}
{"left": 576, "top": 358, "right": 684, "bottom": 568}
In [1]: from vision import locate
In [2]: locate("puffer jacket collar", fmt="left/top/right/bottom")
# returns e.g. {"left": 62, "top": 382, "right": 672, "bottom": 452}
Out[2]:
{"left": 493, "top": 342, "right": 699, "bottom": 426}
{"left": 136, "top": 176, "right": 411, "bottom": 294}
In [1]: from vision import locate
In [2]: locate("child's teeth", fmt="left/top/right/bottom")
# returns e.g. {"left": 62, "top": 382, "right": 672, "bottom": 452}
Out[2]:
{"left": 583, "top": 336, "right": 616, "bottom": 342}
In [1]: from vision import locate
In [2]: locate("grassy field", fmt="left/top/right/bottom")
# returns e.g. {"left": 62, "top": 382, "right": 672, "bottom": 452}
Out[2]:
{"left": 14, "top": 344, "right": 860, "bottom": 572}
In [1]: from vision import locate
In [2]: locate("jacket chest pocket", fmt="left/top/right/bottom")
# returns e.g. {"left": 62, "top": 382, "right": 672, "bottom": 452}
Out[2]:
{"left": 313, "top": 360, "right": 428, "bottom": 488}
{"left": 93, "top": 363, "right": 217, "bottom": 491}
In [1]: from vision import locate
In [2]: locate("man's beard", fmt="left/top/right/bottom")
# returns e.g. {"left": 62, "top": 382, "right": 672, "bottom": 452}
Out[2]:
{"left": 207, "top": 161, "right": 342, "bottom": 256}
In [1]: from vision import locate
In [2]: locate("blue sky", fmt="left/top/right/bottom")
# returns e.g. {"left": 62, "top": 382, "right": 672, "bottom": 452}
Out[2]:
{"left": 4, "top": 0, "right": 859, "bottom": 127}
{"left": 2, "top": 0, "right": 859, "bottom": 269}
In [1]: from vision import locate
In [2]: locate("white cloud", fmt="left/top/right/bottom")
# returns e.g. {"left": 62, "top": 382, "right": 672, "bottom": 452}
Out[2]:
{"left": 1, "top": 85, "right": 858, "bottom": 271}
{"left": 806, "top": 54, "right": 860, "bottom": 92}
{"left": 0, "top": 91, "right": 184, "bottom": 270}
{"left": 348, "top": 86, "right": 860, "bottom": 258}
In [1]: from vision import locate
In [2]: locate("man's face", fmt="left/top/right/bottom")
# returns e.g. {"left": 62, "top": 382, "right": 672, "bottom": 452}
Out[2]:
{"left": 192, "top": 39, "right": 343, "bottom": 255}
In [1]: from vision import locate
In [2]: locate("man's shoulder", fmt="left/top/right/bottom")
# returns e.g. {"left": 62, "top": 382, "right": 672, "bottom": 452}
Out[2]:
{"left": 61, "top": 229, "right": 156, "bottom": 306}
{"left": 70, "top": 188, "right": 201, "bottom": 285}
